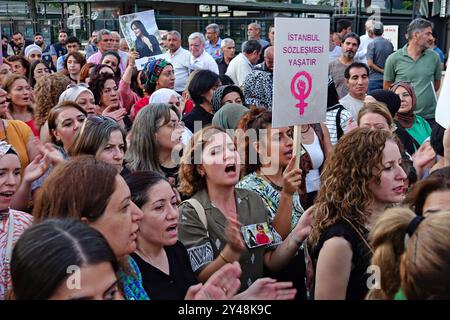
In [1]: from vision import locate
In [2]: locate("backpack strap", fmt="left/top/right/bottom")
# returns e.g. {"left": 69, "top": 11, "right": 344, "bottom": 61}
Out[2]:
{"left": 180, "top": 198, "right": 209, "bottom": 237}
{"left": 336, "top": 106, "right": 344, "bottom": 140}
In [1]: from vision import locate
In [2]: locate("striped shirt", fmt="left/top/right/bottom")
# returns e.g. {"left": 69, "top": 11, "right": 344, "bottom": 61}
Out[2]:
{"left": 325, "top": 105, "right": 353, "bottom": 145}
{"left": 1, "top": 209, "right": 33, "bottom": 300}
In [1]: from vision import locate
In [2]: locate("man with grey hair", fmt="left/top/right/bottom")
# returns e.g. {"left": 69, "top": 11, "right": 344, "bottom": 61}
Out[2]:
{"left": 366, "top": 21, "right": 393, "bottom": 91}
{"left": 164, "top": 30, "right": 191, "bottom": 93}
{"left": 205, "top": 23, "right": 223, "bottom": 59}
{"left": 111, "top": 31, "right": 128, "bottom": 71}
{"left": 226, "top": 39, "right": 262, "bottom": 87}
{"left": 355, "top": 18, "right": 375, "bottom": 64}
{"left": 216, "top": 38, "right": 235, "bottom": 75}
{"left": 384, "top": 18, "right": 442, "bottom": 127}
{"left": 244, "top": 22, "right": 269, "bottom": 64}
{"left": 87, "top": 29, "right": 126, "bottom": 72}
{"left": 188, "top": 32, "right": 219, "bottom": 74}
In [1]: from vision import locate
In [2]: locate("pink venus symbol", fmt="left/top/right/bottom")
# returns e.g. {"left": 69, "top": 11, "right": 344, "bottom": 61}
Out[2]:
{"left": 290, "top": 71, "right": 312, "bottom": 116}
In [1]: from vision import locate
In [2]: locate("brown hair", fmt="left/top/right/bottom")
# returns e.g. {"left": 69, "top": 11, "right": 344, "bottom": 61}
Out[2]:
{"left": 33, "top": 73, "right": 71, "bottom": 129}
{"left": 79, "top": 62, "right": 96, "bottom": 84}
{"left": 357, "top": 102, "right": 393, "bottom": 127}
{"left": 47, "top": 101, "right": 87, "bottom": 146}
{"left": 403, "top": 176, "right": 450, "bottom": 216}
{"left": 309, "top": 128, "right": 399, "bottom": 247}
{"left": 235, "top": 106, "right": 270, "bottom": 176}
{"left": 368, "top": 208, "right": 450, "bottom": 300}
{"left": 178, "top": 125, "right": 226, "bottom": 196}
{"left": 32, "top": 155, "right": 117, "bottom": 224}
{"left": 3, "top": 74, "right": 34, "bottom": 115}
{"left": 63, "top": 51, "right": 86, "bottom": 72}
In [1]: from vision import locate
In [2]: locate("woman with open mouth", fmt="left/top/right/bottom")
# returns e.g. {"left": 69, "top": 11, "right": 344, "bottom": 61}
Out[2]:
{"left": 178, "top": 126, "right": 312, "bottom": 297}
{"left": 0, "top": 141, "right": 33, "bottom": 300}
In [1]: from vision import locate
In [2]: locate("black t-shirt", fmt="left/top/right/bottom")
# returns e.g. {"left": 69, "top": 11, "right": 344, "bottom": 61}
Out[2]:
{"left": 310, "top": 222, "right": 372, "bottom": 300}
{"left": 52, "top": 42, "right": 67, "bottom": 58}
{"left": 131, "top": 241, "right": 198, "bottom": 300}
{"left": 182, "top": 105, "right": 214, "bottom": 133}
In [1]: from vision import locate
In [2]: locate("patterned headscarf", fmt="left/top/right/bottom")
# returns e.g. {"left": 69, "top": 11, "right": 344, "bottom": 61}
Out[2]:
{"left": 211, "top": 85, "right": 245, "bottom": 113}
{"left": 0, "top": 141, "right": 17, "bottom": 159}
{"left": 140, "top": 58, "right": 171, "bottom": 88}
{"left": 242, "top": 70, "right": 273, "bottom": 110}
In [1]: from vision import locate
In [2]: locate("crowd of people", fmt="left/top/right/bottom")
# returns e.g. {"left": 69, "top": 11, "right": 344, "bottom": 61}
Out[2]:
{"left": 0, "top": 16, "right": 449, "bottom": 301}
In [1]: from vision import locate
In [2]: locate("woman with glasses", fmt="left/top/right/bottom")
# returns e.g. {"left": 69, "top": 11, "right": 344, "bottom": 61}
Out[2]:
{"left": 389, "top": 81, "right": 432, "bottom": 149}
{"left": 28, "top": 60, "right": 51, "bottom": 88}
{"left": 63, "top": 51, "right": 86, "bottom": 84}
{"left": 3, "top": 74, "right": 38, "bottom": 137}
{"left": 125, "top": 103, "right": 184, "bottom": 186}
{"left": 89, "top": 73, "right": 130, "bottom": 131}
{"left": 69, "top": 115, "right": 127, "bottom": 174}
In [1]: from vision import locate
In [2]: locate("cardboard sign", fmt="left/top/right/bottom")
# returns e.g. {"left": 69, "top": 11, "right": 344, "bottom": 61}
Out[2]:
{"left": 272, "top": 18, "right": 329, "bottom": 128}
{"left": 383, "top": 25, "right": 399, "bottom": 51}
{"left": 119, "top": 10, "right": 165, "bottom": 70}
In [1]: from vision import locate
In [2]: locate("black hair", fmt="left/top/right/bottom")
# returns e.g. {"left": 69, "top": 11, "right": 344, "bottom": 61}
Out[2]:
{"left": 66, "top": 36, "right": 81, "bottom": 45}
{"left": 337, "top": 19, "right": 352, "bottom": 33}
{"left": 59, "top": 29, "right": 68, "bottom": 35}
{"left": 342, "top": 32, "right": 361, "bottom": 46}
{"left": 431, "top": 123, "right": 445, "bottom": 157}
{"left": 101, "top": 50, "right": 122, "bottom": 78}
{"left": 33, "top": 32, "right": 43, "bottom": 37}
{"left": 124, "top": 171, "right": 169, "bottom": 209}
{"left": 219, "top": 74, "right": 234, "bottom": 85}
{"left": 242, "top": 40, "right": 262, "bottom": 54}
{"left": 12, "top": 31, "right": 23, "bottom": 37}
{"left": 188, "top": 70, "right": 220, "bottom": 105}
{"left": 344, "top": 62, "right": 369, "bottom": 79}
{"left": 28, "top": 59, "right": 51, "bottom": 88}
{"left": 89, "top": 72, "right": 117, "bottom": 106}
{"left": 130, "top": 20, "right": 152, "bottom": 39}
{"left": 11, "top": 219, "right": 118, "bottom": 300}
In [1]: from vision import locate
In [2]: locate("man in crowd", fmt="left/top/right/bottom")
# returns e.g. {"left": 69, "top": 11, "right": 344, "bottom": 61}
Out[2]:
{"left": 188, "top": 32, "right": 219, "bottom": 74}
{"left": 355, "top": 18, "right": 375, "bottom": 64}
{"left": 85, "top": 30, "right": 99, "bottom": 59}
{"left": 216, "top": 38, "right": 235, "bottom": 75}
{"left": 9, "top": 31, "right": 32, "bottom": 56}
{"left": 329, "top": 27, "right": 342, "bottom": 62}
{"left": 245, "top": 22, "right": 269, "bottom": 64}
{"left": 87, "top": 29, "right": 126, "bottom": 74}
{"left": 56, "top": 36, "right": 81, "bottom": 71}
{"left": 205, "top": 23, "right": 222, "bottom": 60}
{"left": 50, "top": 29, "right": 68, "bottom": 66}
{"left": 33, "top": 32, "right": 55, "bottom": 70}
{"left": 340, "top": 62, "right": 369, "bottom": 119}
{"left": 384, "top": 18, "right": 442, "bottom": 129}
{"left": 336, "top": 19, "right": 352, "bottom": 40}
{"left": 329, "top": 32, "right": 360, "bottom": 98}
{"left": 111, "top": 31, "right": 128, "bottom": 68}
{"left": 268, "top": 25, "right": 274, "bottom": 46}
{"left": 367, "top": 21, "right": 393, "bottom": 91}
{"left": 226, "top": 40, "right": 261, "bottom": 87}
{"left": 255, "top": 46, "right": 274, "bottom": 72}
{"left": 165, "top": 30, "right": 191, "bottom": 94}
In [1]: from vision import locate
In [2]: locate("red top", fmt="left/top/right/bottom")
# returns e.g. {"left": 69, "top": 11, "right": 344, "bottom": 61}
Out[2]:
{"left": 24, "top": 119, "right": 39, "bottom": 137}
{"left": 256, "top": 232, "right": 270, "bottom": 245}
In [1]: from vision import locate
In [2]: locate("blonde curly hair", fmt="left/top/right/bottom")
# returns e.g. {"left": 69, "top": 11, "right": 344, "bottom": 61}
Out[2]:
{"left": 178, "top": 125, "right": 226, "bottom": 197}
{"left": 309, "top": 128, "right": 399, "bottom": 247}
{"left": 33, "top": 73, "right": 71, "bottom": 129}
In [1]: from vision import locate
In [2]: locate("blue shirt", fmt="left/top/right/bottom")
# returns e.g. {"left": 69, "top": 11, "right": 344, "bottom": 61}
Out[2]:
{"left": 433, "top": 47, "right": 445, "bottom": 63}
{"left": 205, "top": 38, "right": 222, "bottom": 59}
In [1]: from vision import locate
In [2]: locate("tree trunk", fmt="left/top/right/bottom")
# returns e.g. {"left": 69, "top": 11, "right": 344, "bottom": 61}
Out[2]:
{"left": 27, "top": 0, "right": 38, "bottom": 33}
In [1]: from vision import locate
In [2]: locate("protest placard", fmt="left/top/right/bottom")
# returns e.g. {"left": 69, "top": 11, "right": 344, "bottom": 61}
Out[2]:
{"left": 435, "top": 69, "right": 450, "bottom": 128}
{"left": 119, "top": 9, "right": 165, "bottom": 70}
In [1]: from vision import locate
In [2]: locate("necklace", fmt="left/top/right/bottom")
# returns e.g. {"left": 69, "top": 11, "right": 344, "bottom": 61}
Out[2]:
{"left": 301, "top": 125, "right": 310, "bottom": 134}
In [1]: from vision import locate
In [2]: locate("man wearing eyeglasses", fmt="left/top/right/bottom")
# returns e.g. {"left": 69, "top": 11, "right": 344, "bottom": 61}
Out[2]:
{"left": 56, "top": 36, "right": 81, "bottom": 72}
{"left": 384, "top": 18, "right": 442, "bottom": 130}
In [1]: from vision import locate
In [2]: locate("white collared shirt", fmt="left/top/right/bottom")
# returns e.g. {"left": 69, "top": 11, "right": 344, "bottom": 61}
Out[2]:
{"left": 165, "top": 46, "right": 191, "bottom": 92}
{"left": 189, "top": 50, "right": 219, "bottom": 75}
{"left": 226, "top": 53, "right": 253, "bottom": 87}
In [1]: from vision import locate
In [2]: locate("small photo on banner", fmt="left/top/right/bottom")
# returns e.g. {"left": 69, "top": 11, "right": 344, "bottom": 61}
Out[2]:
{"left": 119, "top": 9, "right": 165, "bottom": 70}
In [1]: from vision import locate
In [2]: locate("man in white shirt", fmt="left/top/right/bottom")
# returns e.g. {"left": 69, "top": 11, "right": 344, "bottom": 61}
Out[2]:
{"left": 226, "top": 40, "right": 261, "bottom": 87}
{"left": 188, "top": 32, "right": 219, "bottom": 74}
{"left": 164, "top": 30, "right": 191, "bottom": 93}
{"left": 355, "top": 19, "right": 375, "bottom": 64}
{"left": 339, "top": 62, "right": 369, "bottom": 119}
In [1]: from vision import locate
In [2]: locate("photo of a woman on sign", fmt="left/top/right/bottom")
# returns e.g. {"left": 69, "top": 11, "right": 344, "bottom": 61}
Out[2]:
{"left": 131, "top": 20, "right": 162, "bottom": 57}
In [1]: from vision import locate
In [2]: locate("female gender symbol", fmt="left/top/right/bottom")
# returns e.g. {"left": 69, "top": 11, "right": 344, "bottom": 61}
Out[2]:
{"left": 290, "top": 71, "right": 313, "bottom": 116}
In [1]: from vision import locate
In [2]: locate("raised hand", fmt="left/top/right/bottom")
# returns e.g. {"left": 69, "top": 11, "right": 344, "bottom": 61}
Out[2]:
{"left": 236, "top": 278, "right": 296, "bottom": 300}
{"left": 282, "top": 155, "right": 302, "bottom": 195}
{"left": 291, "top": 205, "right": 314, "bottom": 244}
{"left": 35, "top": 142, "right": 65, "bottom": 166}
{"left": 127, "top": 50, "right": 140, "bottom": 66}
{"left": 102, "top": 106, "right": 127, "bottom": 122}
{"left": 22, "top": 154, "right": 50, "bottom": 183}
{"left": 412, "top": 141, "right": 436, "bottom": 175}
{"left": 185, "top": 262, "right": 242, "bottom": 300}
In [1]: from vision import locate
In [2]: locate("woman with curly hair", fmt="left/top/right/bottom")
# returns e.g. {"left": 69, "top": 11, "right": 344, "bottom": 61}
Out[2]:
{"left": 308, "top": 128, "right": 407, "bottom": 300}
{"left": 33, "top": 72, "right": 71, "bottom": 141}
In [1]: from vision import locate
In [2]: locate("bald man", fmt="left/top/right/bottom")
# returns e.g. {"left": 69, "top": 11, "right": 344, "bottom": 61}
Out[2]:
{"left": 254, "top": 46, "right": 274, "bottom": 72}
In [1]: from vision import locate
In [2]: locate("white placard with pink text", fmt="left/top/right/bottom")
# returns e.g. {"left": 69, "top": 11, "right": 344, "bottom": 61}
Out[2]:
{"left": 272, "top": 18, "right": 329, "bottom": 128}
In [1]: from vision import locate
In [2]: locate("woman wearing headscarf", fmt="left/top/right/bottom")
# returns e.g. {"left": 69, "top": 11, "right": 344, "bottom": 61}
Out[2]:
{"left": 389, "top": 82, "right": 432, "bottom": 148}
{"left": 212, "top": 103, "right": 248, "bottom": 131}
{"left": 211, "top": 85, "right": 245, "bottom": 114}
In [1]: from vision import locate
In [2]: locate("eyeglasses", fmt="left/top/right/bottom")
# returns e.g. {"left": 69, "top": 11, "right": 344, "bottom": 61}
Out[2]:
{"left": 66, "top": 83, "right": 89, "bottom": 90}
{"left": 164, "top": 120, "right": 184, "bottom": 130}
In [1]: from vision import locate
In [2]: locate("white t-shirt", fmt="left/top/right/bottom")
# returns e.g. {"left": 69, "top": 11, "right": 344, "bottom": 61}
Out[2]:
{"left": 165, "top": 47, "right": 191, "bottom": 92}
{"left": 340, "top": 94, "right": 365, "bottom": 120}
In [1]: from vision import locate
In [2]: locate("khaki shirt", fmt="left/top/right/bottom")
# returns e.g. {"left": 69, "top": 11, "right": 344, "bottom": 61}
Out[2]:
{"left": 178, "top": 188, "right": 271, "bottom": 291}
